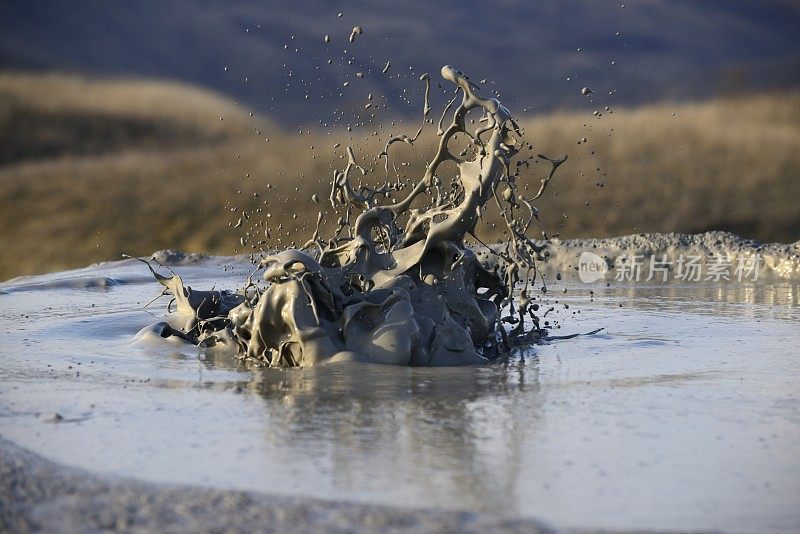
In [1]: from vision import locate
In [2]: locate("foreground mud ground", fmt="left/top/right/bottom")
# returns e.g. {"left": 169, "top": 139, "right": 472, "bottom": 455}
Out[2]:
{"left": 0, "top": 437, "right": 551, "bottom": 533}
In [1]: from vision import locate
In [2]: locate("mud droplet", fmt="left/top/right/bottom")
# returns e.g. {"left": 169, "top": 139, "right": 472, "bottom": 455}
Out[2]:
{"left": 349, "top": 26, "right": 363, "bottom": 43}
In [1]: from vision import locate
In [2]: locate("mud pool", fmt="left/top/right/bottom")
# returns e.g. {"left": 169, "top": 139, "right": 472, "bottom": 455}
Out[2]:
{"left": 1, "top": 254, "right": 799, "bottom": 532}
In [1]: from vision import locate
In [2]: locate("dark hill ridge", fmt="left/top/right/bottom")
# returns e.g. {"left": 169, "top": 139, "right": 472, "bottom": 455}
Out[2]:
{"left": 1, "top": 0, "right": 799, "bottom": 125}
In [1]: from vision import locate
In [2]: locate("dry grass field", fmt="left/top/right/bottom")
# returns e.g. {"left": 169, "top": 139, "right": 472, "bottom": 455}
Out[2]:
{"left": 1, "top": 72, "right": 799, "bottom": 280}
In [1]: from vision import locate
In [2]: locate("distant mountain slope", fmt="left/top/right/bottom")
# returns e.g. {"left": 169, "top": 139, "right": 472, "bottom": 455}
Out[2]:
{"left": 1, "top": 0, "right": 799, "bottom": 125}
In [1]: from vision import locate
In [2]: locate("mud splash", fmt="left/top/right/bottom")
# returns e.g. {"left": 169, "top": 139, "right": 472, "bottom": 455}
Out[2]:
{"left": 141, "top": 66, "right": 568, "bottom": 367}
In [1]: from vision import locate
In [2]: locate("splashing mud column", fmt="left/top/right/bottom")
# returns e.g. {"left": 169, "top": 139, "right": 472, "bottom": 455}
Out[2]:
{"left": 145, "top": 66, "right": 566, "bottom": 367}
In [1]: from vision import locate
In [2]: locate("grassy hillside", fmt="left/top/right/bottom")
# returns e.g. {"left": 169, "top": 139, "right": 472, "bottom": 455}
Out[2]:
{"left": 1, "top": 72, "right": 798, "bottom": 280}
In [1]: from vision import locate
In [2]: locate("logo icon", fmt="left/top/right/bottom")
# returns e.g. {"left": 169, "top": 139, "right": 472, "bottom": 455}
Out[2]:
{"left": 578, "top": 252, "right": 608, "bottom": 283}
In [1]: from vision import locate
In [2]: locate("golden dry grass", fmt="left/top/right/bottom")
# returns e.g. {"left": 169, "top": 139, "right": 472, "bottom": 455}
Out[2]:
{"left": 1, "top": 72, "right": 798, "bottom": 281}
{"left": 523, "top": 93, "right": 800, "bottom": 240}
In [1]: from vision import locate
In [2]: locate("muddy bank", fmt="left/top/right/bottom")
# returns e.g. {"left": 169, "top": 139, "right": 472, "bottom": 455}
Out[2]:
{"left": 538, "top": 231, "right": 800, "bottom": 281}
{"left": 0, "top": 437, "right": 550, "bottom": 533}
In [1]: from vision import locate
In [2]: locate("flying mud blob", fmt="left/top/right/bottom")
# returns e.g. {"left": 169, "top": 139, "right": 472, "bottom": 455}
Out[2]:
{"left": 349, "top": 26, "right": 364, "bottom": 43}
{"left": 141, "top": 66, "right": 568, "bottom": 367}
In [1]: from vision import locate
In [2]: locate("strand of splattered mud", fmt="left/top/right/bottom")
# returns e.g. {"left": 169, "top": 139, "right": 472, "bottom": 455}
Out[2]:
{"left": 335, "top": 66, "right": 565, "bottom": 330}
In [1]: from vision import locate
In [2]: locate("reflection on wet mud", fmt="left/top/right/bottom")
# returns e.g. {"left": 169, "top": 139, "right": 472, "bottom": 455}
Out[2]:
{"left": 591, "top": 283, "right": 799, "bottom": 321}
{"left": 199, "top": 351, "right": 544, "bottom": 511}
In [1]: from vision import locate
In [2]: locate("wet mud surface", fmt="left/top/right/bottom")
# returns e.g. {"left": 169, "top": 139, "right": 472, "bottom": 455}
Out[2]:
{"left": 1, "top": 250, "right": 798, "bottom": 532}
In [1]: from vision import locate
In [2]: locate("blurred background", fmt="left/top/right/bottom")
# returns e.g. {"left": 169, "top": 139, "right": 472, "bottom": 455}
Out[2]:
{"left": 1, "top": 0, "right": 799, "bottom": 280}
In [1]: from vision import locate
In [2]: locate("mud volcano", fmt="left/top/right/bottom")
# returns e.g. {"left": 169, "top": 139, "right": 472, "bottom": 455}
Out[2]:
{"left": 143, "top": 65, "right": 568, "bottom": 367}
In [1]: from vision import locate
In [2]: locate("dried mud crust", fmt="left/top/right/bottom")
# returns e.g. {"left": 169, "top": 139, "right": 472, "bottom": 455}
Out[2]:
{"left": 542, "top": 231, "right": 800, "bottom": 280}
{"left": 0, "top": 437, "right": 552, "bottom": 533}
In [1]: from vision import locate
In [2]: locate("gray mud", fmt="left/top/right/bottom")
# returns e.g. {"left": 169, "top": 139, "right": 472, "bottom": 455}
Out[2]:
{"left": 141, "top": 66, "right": 569, "bottom": 368}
